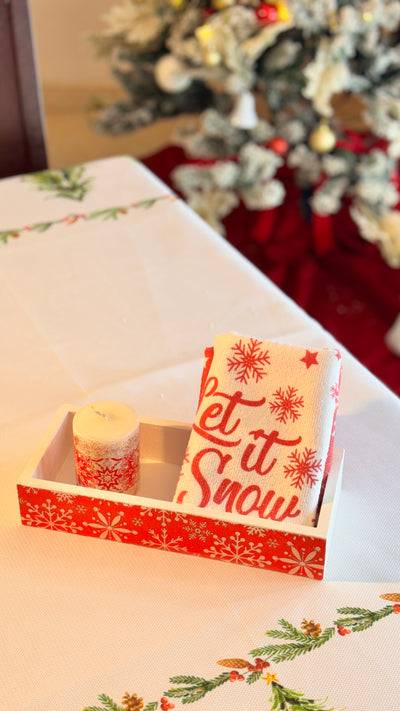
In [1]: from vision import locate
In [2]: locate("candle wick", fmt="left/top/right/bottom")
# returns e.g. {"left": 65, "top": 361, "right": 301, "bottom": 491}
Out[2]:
{"left": 91, "top": 405, "right": 110, "bottom": 421}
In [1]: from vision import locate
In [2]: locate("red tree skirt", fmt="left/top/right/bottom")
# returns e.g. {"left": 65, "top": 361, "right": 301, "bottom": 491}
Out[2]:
{"left": 143, "top": 146, "right": 400, "bottom": 397}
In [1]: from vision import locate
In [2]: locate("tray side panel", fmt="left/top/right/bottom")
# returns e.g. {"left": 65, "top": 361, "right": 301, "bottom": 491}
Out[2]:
{"left": 17, "top": 483, "right": 326, "bottom": 579}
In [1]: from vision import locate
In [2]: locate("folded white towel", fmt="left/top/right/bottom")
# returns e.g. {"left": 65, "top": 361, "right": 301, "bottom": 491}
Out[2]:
{"left": 174, "top": 334, "right": 341, "bottom": 526}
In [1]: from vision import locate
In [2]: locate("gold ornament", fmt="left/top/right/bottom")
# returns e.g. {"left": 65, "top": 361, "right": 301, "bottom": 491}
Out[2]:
{"left": 328, "top": 13, "right": 339, "bottom": 31}
{"left": 212, "top": 0, "right": 235, "bottom": 9}
{"left": 203, "top": 49, "right": 222, "bottom": 67}
{"left": 276, "top": 1, "right": 291, "bottom": 21}
{"left": 325, "top": 0, "right": 339, "bottom": 30}
{"left": 308, "top": 120, "right": 336, "bottom": 154}
{"left": 362, "top": 10, "right": 373, "bottom": 22}
{"left": 195, "top": 23, "right": 214, "bottom": 48}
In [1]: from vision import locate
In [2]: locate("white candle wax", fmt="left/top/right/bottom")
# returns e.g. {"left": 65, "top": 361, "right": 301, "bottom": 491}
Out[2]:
{"left": 73, "top": 400, "right": 140, "bottom": 493}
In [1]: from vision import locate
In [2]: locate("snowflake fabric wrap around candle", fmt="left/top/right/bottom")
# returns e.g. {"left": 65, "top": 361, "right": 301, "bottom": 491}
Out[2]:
{"left": 173, "top": 334, "right": 342, "bottom": 526}
{"left": 73, "top": 400, "right": 140, "bottom": 493}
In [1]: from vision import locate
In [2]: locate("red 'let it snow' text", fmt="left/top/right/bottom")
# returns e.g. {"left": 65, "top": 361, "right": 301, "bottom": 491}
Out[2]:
{"left": 180, "top": 377, "right": 303, "bottom": 521}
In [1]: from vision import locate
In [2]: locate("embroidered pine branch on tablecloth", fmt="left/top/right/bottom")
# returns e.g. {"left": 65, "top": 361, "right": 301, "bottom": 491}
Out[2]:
{"left": 0, "top": 163, "right": 175, "bottom": 243}
{"left": 250, "top": 618, "right": 336, "bottom": 663}
{"left": 82, "top": 594, "right": 400, "bottom": 711}
{"left": 23, "top": 166, "right": 93, "bottom": 201}
{"left": 0, "top": 196, "right": 174, "bottom": 244}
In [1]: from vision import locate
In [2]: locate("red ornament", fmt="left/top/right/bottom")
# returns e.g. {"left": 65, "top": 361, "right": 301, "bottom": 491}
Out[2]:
{"left": 267, "top": 136, "right": 289, "bottom": 155}
{"left": 255, "top": 2, "right": 280, "bottom": 25}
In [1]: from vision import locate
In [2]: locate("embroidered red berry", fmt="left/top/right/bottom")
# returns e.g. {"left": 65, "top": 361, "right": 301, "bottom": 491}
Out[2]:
{"left": 160, "top": 697, "right": 174, "bottom": 710}
{"left": 393, "top": 604, "right": 400, "bottom": 614}
{"left": 337, "top": 625, "right": 351, "bottom": 636}
{"left": 229, "top": 669, "right": 245, "bottom": 682}
{"left": 254, "top": 657, "right": 270, "bottom": 670}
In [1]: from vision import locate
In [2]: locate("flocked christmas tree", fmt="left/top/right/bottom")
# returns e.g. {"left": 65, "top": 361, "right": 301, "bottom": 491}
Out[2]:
{"left": 91, "top": 0, "right": 400, "bottom": 266}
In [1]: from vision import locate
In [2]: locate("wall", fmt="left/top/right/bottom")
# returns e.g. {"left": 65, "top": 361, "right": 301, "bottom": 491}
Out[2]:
{"left": 27, "top": 0, "right": 184, "bottom": 167}
{"left": 29, "top": 0, "right": 115, "bottom": 90}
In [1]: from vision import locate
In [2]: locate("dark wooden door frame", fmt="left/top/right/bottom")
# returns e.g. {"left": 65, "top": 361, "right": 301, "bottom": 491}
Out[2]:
{"left": 0, "top": 0, "right": 47, "bottom": 178}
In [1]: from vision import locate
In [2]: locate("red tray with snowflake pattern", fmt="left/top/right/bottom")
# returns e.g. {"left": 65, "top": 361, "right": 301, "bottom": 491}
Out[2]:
{"left": 17, "top": 405, "right": 343, "bottom": 579}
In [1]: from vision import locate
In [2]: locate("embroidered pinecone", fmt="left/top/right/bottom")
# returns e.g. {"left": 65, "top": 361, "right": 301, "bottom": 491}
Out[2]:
{"left": 122, "top": 692, "right": 144, "bottom": 711}
{"left": 217, "top": 658, "right": 249, "bottom": 668}
{"left": 380, "top": 593, "right": 400, "bottom": 602}
{"left": 301, "top": 619, "right": 322, "bottom": 637}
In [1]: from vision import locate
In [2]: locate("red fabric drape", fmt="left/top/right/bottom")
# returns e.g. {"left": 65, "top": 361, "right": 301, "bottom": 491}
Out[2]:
{"left": 143, "top": 146, "right": 400, "bottom": 397}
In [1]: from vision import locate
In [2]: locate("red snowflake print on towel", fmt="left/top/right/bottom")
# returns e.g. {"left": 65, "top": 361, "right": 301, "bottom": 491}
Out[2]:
{"left": 284, "top": 448, "right": 322, "bottom": 489}
{"left": 227, "top": 338, "right": 270, "bottom": 384}
{"left": 330, "top": 381, "right": 340, "bottom": 404}
{"left": 269, "top": 386, "right": 304, "bottom": 423}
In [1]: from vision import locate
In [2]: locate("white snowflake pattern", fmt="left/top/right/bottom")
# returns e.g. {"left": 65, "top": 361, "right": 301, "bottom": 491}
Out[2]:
{"left": 131, "top": 517, "right": 144, "bottom": 527}
{"left": 139, "top": 507, "right": 175, "bottom": 523}
{"left": 22, "top": 499, "right": 82, "bottom": 533}
{"left": 75, "top": 504, "right": 87, "bottom": 514}
{"left": 82, "top": 507, "right": 137, "bottom": 542}
{"left": 282, "top": 533, "right": 308, "bottom": 543}
{"left": 243, "top": 527, "right": 281, "bottom": 548}
{"left": 227, "top": 338, "right": 270, "bottom": 384}
{"left": 182, "top": 519, "right": 213, "bottom": 541}
{"left": 269, "top": 386, "right": 304, "bottom": 423}
{"left": 173, "top": 511, "right": 190, "bottom": 523}
{"left": 284, "top": 448, "right": 322, "bottom": 489}
{"left": 265, "top": 537, "right": 281, "bottom": 548}
{"left": 204, "top": 531, "right": 269, "bottom": 567}
{"left": 139, "top": 506, "right": 155, "bottom": 517}
{"left": 55, "top": 492, "right": 76, "bottom": 503}
{"left": 24, "top": 487, "right": 39, "bottom": 494}
{"left": 245, "top": 525, "right": 268, "bottom": 536}
{"left": 272, "top": 542, "right": 324, "bottom": 578}
{"left": 143, "top": 528, "right": 187, "bottom": 552}
{"left": 141, "top": 508, "right": 188, "bottom": 551}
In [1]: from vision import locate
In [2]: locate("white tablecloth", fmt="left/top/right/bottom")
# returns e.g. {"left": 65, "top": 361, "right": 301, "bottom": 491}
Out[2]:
{"left": 1, "top": 156, "right": 399, "bottom": 710}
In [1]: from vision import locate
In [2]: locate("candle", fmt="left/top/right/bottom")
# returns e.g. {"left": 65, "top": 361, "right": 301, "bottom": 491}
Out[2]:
{"left": 73, "top": 400, "right": 140, "bottom": 493}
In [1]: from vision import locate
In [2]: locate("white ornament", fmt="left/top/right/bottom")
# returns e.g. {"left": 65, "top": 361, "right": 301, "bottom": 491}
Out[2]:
{"left": 230, "top": 91, "right": 258, "bottom": 130}
{"left": 154, "top": 54, "right": 192, "bottom": 93}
